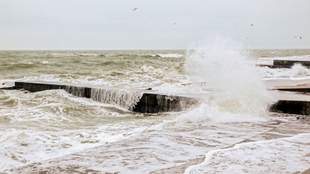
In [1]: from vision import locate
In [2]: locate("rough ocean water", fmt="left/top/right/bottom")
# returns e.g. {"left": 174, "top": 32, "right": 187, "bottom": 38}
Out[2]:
{"left": 0, "top": 49, "right": 310, "bottom": 174}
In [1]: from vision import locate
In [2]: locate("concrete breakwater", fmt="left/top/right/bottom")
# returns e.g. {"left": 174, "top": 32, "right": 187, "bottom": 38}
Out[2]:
{"left": 1, "top": 81, "right": 310, "bottom": 115}
{"left": 3, "top": 81, "right": 198, "bottom": 113}
{"left": 273, "top": 59, "right": 310, "bottom": 68}
{"left": 270, "top": 100, "right": 310, "bottom": 115}
{"left": 257, "top": 57, "right": 310, "bottom": 68}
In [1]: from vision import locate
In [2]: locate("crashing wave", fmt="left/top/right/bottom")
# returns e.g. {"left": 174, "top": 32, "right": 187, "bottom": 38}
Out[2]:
{"left": 90, "top": 88, "right": 142, "bottom": 110}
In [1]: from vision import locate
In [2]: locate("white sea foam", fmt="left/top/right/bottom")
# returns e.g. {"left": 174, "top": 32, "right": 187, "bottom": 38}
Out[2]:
{"left": 1, "top": 50, "right": 309, "bottom": 173}
{"left": 261, "top": 63, "right": 310, "bottom": 79}
{"left": 40, "top": 61, "right": 49, "bottom": 64}
{"left": 0, "top": 125, "right": 147, "bottom": 171}
{"left": 177, "top": 103, "right": 268, "bottom": 123}
{"left": 0, "top": 89, "right": 148, "bottom": 171}
{"left": 185, "top": 133, "right": 310, "bottom": 174}
{"left": 156, "top": 53, "right": 183, "bottom": 58}
{"left": 271, "top": 55, "right": 310, "bottom": 61}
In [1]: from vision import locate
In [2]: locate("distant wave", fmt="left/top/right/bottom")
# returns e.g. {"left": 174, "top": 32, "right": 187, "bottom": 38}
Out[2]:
{"left": 155, "top": 53, "right": 184, "bottom": 58}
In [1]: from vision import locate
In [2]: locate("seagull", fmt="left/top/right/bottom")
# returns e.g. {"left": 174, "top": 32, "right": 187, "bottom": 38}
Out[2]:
{"left": 294, "top": 35, "right": 303, "bottom": 40}
{"left": 250, "top": 23, "right": 254, "bottom": 27}
{"left": 132, "top": 8, "right": 138, "bottom": 12}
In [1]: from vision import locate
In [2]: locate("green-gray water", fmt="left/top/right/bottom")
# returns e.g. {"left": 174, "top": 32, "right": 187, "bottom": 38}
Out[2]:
{"left": 0, "top": 50, "right": 310, "bottom": 173}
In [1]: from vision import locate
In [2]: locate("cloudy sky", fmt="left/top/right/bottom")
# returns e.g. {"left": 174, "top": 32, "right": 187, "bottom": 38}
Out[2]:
{"left": 0, "top": 0, "right": 309, "bottom": 50}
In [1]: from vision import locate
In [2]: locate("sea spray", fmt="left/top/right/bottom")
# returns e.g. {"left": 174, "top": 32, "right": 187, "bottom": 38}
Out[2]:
{"left": 91, "top": 88, "right": 142, "bottom": 110}
{"left": 65, "top": 86, "right": 86, "bottom": 97}
{"left": 64, "top": 86, "right": 143, "bottom": 110}
{"left": 262, "top": 63, "right": 310, "bottom": 79}
{"left": 185, "top": 38, "right": 272, "bottom": 117}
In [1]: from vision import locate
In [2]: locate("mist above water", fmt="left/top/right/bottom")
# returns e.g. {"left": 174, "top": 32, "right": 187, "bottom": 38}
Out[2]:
{"left": 185, "top": 38, "right": 272, "bottom": 116}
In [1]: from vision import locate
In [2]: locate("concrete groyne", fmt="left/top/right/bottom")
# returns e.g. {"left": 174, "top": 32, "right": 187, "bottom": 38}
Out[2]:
{"left": 273, "top": 59, "right": 310, "bottom": 68}
{"left": 270, "top": 100, "right": 310, "bottom": 115}
{"left": 257, "top": 57, "right": 310, "bottom": 68}
{"left": 4, "top": 81, "right": 198, "bottom": 113}
{"left": 1, "top": 81, "right": 310, "bottom": 115}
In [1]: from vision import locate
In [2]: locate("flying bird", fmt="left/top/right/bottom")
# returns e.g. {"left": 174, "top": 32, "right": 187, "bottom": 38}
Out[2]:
{"left": 294, "top": 35, "right": 303, "bottom": 40}
{"left": 132, "top": 8, "right": 138, "bottom": 12}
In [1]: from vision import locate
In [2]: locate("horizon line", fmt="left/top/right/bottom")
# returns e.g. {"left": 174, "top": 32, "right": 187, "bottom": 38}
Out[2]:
{"left": 1, "top": 48, "right": 310, "bottom": 51}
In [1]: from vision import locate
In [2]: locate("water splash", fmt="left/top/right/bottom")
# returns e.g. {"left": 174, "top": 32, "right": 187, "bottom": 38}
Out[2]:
{"left": 65, "top": 86, "right": 87, "bottom": 97}
{"left": 185, "top": 37, "right": 272, "bottom": 115}
{"left": 262, "top": 63, "right": 310, "bottom": 79}
{"left": 90, "top": 88, "right": 142, "bottom": 110}
{"left": 64, "top": 86, "right": 143, "bottom": 110}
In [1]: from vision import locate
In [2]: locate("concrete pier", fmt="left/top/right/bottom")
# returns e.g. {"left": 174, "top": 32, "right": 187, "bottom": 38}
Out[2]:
{"left": 273, "top": 60, "right": 310, "bottom": 68}
{"left": 266, "top": 79, "right": 310, "bottom": 92}
{"left": 257, "top": 57, "right": 310, "bottom": 68}
{"left": 4, "top": 81, "right": 198, "bottom": 113}
{"left": 2, "top": 81, "right": 310, "bottom": 115}
{"left": 133, "top": 93, "right": 197, "bottom": 113}
{"left": 266, "top": 79, "right": 310, "bottom": 115}
{"left": 270, "top": 100, "right": 310, "bottom": 115}
{"left": 14, "top": 81, "right": 92, "bottom": 98}
{"left": 270, "top": 91, "right": 310, "bottom": 115}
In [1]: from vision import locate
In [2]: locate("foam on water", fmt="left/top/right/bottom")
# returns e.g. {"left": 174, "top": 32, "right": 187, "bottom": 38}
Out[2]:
{"left": 185, "top": 133, "right": 310, "bottom": 174}
{"left": 261, "top": 63, "right": 310, "bottom": 79}
{"left": 156, "top": 53, "right": 184, "bottom": 58}
{"left": 177, "top": 103, "right": 268, "bottom": 123}
{"left": 1, "top": 50, "right": 310, "bottom": 173}
{"left": 0, "top": 123, "right": 150, "bottom": 171}
{"left": 0, "top": 89, "right": 151, "bottom": 171}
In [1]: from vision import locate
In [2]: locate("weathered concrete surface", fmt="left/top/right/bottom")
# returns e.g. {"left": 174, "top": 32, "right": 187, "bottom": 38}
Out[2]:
{"left": 14, "top": 81, "right": 66, "bottom": 91}
{"left": 266, "top": 79, "right": 310, "bottom": 115}
{"left": 277, "top": 88, "right": 310, "bottom": 93}
{"left": 270, "top": 100, "right": 310, "bottom": 115}
{"left": 273, "top": 59, "right": 310, "bottom": 68}
{"left": 262, "top": 78, "right": 309, "bottom": 114}
{"left": 133, "top": 93, "right": 197, "bottom": 113}
{"left": 3, "top": 81, "right": 198, "bottom": 113}
{"left": 2, "top": 81, "right": 310, "bottom": 115}
{"left": 270, "top": 91, "right": 310, "bottom": 115}
{"left": 14, "top": 81, "right": 92, "bottom": 98}
{"left": 266, "top": 79, "right": 310, "bottom": 92}
{"left": 257, "top": 57, "right": 310, "bottom": 68}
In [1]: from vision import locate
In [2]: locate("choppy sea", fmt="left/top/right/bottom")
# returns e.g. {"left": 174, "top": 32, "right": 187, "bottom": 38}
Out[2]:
{"left": 0, "top": 49, "right": 310, "bottom": 173}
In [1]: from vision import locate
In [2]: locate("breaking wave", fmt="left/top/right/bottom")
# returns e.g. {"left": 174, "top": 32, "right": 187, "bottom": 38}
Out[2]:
{"left": 185, "top": 37, "right": 272, "bottom": 118}
{"left": 262, "top": 63, "right": 310, "bottom": 79}
{"left": 90, "top": 88, "right": 142, "bottom": 110}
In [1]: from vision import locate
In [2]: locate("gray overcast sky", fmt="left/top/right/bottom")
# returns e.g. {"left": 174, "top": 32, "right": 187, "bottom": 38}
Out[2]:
{"left": 0, "top": 0, "right": 309, "bottom": 50}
